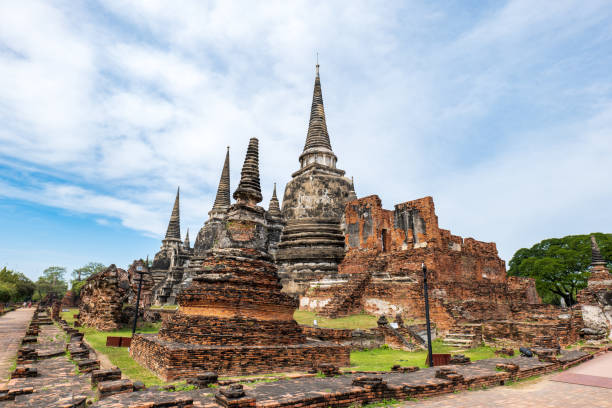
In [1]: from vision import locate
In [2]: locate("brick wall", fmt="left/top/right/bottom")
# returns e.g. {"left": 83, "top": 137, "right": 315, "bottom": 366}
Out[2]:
{"left": 130, "top": 334, "right": 349, "bottom": 381}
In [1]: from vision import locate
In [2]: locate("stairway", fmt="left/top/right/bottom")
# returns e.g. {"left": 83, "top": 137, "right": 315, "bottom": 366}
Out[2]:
{"left": 319, "top": 271, "right": 373, "bottom": 318}
{"left": 443, "top": 324, "right": 483, "bottom": 348}
{"left": 383, "top": 326, "right": 417, "bottom": 351}
{"left": 404, "top": 325, "right": 436, "bottom": 347}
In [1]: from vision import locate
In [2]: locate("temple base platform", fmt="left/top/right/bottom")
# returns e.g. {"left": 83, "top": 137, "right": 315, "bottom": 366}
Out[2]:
{"left": 130, "top": 333, "right": 350, "bottom": 381}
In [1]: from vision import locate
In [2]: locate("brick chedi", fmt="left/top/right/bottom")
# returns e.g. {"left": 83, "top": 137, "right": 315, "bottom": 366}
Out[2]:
{"left": 130, "top": 137, "right": 349, "bottom": 381}
{"left": 276, "top": 64, "right": 354, "bottom": 295}
{"left": 577, "top": 235, "right": 612, "bottom": 340}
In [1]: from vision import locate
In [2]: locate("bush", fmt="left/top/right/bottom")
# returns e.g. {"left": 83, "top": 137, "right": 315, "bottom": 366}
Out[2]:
{"left": 0, "top": 281, "right": 17, "bottom": 303}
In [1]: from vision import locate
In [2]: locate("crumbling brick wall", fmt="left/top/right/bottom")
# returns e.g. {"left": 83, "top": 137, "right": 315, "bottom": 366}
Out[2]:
{"left": 78, "top": 264, "right": 127, "bottom": 331}
{"left": 577, "top": 267, "right": 612, "bottom": 340}
{"left": 301, "top": 195, "right": 583, "bottom": 346}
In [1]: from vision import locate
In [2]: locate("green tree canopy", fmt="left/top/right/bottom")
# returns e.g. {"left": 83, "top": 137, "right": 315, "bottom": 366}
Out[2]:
{"left": 0, "top": 267, "right": 35, "bottom": 303}
{"left": 70, "top": 262, "right": 105, "bottom": 295}
{"left": 35, "top": 266, "right": 68, "bottom": 301}
{"left": 72, "top": 262, "right": 105, "bottom": 282}
{"left": 508, "top": 233, "right": 612, "bottom": 306}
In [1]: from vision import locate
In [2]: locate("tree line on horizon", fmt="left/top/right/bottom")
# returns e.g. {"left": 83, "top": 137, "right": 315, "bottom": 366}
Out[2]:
{"left": 0, "top": 262, "right": 106, "bottom": 304}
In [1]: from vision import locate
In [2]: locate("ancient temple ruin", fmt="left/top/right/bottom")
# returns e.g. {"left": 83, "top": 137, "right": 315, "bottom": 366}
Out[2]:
{"left": 299, "top": 195, "right": 587, "bottom": 346}
{"left": 144, "top": 65, "right": 608, "bottom": 349}
{"left": 131, "top": 137, "right": 349, "bottom": 380}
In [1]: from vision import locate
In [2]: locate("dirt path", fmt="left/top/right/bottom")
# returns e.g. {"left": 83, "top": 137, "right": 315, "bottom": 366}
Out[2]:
{"left": 82, "top": 337, "right": 114, "bottom": 370}
{"left": 0, "top": 307, "right": 34, "bottom": 381}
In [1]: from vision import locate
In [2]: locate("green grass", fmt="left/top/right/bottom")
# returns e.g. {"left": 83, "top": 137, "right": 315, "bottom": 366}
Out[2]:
{"left": 60, "top": 308, "right": 164, "bottom": 387}
{"left": 293, "top": 310, "right": 382, "bottom": 329}
{"left": 362, "top": 399, "right": 401, "bottom": 407}
{"left": 61, "top": 308, "right": 78, "bottom": 325}
{"left": 7, "top": 357, "right": 16, "bottom": 379}
{"left": 505, "top": 374, "right": 541, "bottom": 387}
{"left": 58, "top": 308, "right": 499, "bottom": 383}
{"left": 349, "top": 340, "right": 498, "bottom": 371}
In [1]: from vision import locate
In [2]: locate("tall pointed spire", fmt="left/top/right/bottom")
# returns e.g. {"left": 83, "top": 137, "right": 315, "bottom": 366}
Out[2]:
{"left": 184, "top": 228, "right": 190, "bottom": 249}
{"left": 233, "top": 138, "right": 262, "bottom": 204}
{"left": 591, "top": 235, "right": 606, "bottom": 266}
{"left": 268, "top": 182, "right": 281, "bottom": 218}
{"left": 348, "top": 177, "right": 357, "bottom": 201}
{"left": 210, "top": 146, "right": 231, "bottom": 215}
{"left": 164, "top": 187, "right": 181, "bottom": 240}
{"left": 303, "top": 63, "right": 332, "bottom": 152}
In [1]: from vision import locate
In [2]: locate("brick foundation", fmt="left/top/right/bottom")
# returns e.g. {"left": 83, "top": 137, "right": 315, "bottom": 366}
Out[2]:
{"left": 130, "top": 333, "right": 349, "bottom": 381}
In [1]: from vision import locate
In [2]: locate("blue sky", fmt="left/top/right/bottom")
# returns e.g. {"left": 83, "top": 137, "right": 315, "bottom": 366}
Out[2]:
{"left": 1, "top": 0, "right": 611, "bottom": 281}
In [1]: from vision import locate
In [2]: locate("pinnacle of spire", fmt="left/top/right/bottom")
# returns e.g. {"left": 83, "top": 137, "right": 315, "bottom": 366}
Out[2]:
{"left": 303, "top": 64, "right": 332, "bottom": 152}
{"left": 164, "top": 187, "right": 181, "bottom": 240}
{"left": 184, "top": 228, "right": 190, "bottom": 249}
{"left": 268, "top": 182, "right": 281, "bottom": 218}
{"left": 348, "top": 177, "right": 357, "bottom": 201}
{"left": 591, "top": 235, "right": 606, "bottom": 266}
{"left": 210, "top": 147, "right": 231, "bottom": 214}
{"left": 233, "top": 138, "right": 262, "bottom": 204}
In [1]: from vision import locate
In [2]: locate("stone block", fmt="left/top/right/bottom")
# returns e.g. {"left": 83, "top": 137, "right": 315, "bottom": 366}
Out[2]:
{"left": 449, "top": 354, "right": 471, "bottom": 365}
{"left": 317, "top": 363, "right": 340, "bottom": 377}
{"left": 77, "top": 359, "right": 100, "bottom": 373}
{"left": 97, "top": 379, "right": 134, "bottom": 399}
{"left": 186, "top": 372, "right": 218, "bottom": 388}
{"left": 10, "top": 365, "right": 37, "bottom": 378}
{"left": 92, "top": 367, "right": 122, "bottom": 385}
{"left": 57, "top": 395, "right": 87, "bottom": 408}
{"left": 215, "top": 385, "right": 256, "bottom": 408}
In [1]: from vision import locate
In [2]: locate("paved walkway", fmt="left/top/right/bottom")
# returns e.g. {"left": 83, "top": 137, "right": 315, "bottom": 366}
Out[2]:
{"left": 0, "top": 307, "right": 34, "bottom": 381}
{"left": 401, "top": 352, "right": 612, "bottom": 408}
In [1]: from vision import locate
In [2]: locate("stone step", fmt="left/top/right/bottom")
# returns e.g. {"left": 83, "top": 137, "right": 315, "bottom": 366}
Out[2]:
{"left": 443, "top": 338, "right": 474, "bottom": 346}
{"left": 446, "top": 333, "right": 476, "bottom": 339}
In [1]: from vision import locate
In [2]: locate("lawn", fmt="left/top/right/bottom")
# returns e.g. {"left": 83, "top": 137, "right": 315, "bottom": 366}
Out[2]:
{"left": 60, "top": 308, "right": 501, "bottom": 383}
{"left": 293, "top": 310, "right": 382, "bottom": 329}
{"left": 61, "top": 308, "right": 164, "bottom": 386}
{"left": 350, "top": 340, "right": 500, "bottom": 371}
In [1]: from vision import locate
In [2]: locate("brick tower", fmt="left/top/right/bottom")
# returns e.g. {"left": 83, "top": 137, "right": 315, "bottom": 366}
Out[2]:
{"left": 276, "top": 64, "right": 354, "bottom": 295}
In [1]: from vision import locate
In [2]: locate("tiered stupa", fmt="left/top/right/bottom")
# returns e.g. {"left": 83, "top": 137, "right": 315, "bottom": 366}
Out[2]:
{"left": 194, "top": 146, "right": 231, "bottom": 254}
{"left": 266, "top": 183, "right": 285, "bottom": 260}
{"left": 131, "top": 138, "right": 349, "bottom": 380}
{"left": 151, "top": 187, "right": 182, "bottom": 272}
{"left": 150, "top": 188, "right": 192, "bottom": 304}
{"left": 276, "top": 64, "right": 354, "bottom": 295}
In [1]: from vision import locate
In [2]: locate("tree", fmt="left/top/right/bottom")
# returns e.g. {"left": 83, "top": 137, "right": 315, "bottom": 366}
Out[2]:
{"left": 35, "top": 266, "right": 68, "bottom": 300}
{"left": 0, "top": 267, "right": 35, "bottom": 302}
{"left": 508, "top": 233, "right": 612, "bottom": 306}
{"left": 0, "top": 281, "right": 17, "bottom": 303}
{"left": 70, "top": 262, "right": 105, "bottom": 296}
{"left": 72, "top": 262, "right": 105, "bottom": 282}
